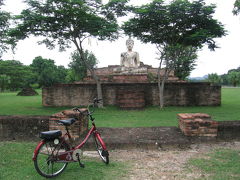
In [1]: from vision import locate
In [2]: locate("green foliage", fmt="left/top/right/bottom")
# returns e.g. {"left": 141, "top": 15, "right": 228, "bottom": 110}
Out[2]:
{"left": 9, "top": 0, "right": 127, "bottom": 51}
{"left": 0, "top": 4, "right": 15, "bottom": 58}
{"left": 0, "top": 141, "right": 128, "bottom": 180}
{"left": 123, "top": 0, "right": 226, "bottom": 50}
{"left": 228, "top": 71, "right": 240, "bottom": 87}
{"left": 221, "top": 73, "right": 229, "bottom": 86}
{"left": 219, "top": 67, "right": 240, "bottom": 86}
{"left": 0, "top": 74, "right": 10, "bottom": 91}
{"left": 233, "top": 0, "right": 240, "bottom": 15}
{"left": 67, "top": 50, "right": 98, "bottom": 82}
{"left": 188, "top": 149, "right": 240, "bottom": 179}
{"left": 0, "top": 60, "right": 33, "bottom": 91}
{"left": 207, "top": 73, "right": 222, "bottom": 85}
{"left": 30, "top": 56, "right": 68, "bottom": 87}
{"left": 166, "top": 45, "right": 198, "bottom": 80}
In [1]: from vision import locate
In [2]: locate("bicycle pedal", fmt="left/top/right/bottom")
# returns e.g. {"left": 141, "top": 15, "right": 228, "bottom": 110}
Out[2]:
{"left": 79, "top": 162, "right": 85, "bottom": 168}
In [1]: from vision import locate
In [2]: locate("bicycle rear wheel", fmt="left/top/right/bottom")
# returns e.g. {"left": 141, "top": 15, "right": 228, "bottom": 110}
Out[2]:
{"left": 34, "top": 140, "right": 70, "bottom": 178}
{"left": 93, "top": 135, "right": 109, "bottom": 164}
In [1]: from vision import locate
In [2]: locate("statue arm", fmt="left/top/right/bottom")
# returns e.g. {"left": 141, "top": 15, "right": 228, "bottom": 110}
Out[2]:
{"left": 136, "top": 52, "right": 140, "bottom": 67}
{"left": 120, "top": 53, "right": 125, "bottom": 66}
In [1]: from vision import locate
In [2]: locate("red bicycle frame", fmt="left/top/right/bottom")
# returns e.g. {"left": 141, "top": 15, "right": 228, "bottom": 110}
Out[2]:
{"left": 33, "top": 122, "right": 107, "bottom": 162}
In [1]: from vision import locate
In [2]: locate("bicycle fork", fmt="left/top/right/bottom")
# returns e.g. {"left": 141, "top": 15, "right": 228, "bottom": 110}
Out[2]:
{"left": 94, "top": 132, "right": 109, "bottom": 157}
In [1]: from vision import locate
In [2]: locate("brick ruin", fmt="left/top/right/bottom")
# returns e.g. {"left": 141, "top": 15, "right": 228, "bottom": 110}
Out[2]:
{"left": 178, "top": 113, "right": 218, "bottom": 137}
{"left": 82, "top": 63, "right": 178, "bottom": 83}
{"left": 49, "top": 109, "right": 88, "bottom": 139}
{"left": 43, "top": 82, "right": 221, "bottom": 107}
{"left": 42, "top": 63, "right": 221, "bottom": 108}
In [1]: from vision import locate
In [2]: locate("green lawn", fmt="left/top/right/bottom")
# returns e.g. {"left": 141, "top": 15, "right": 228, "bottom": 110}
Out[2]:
{"left": 0, "top": 88, "right": 240, "bottom": 127}
{"left": 188, "top": 148, "right": 240, "bottom": 180}
{"left": 0, "top": 141, "right": 128, "bottom": 180}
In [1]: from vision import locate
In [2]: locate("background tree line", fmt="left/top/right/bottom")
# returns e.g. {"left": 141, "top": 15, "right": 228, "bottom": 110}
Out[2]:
{"left": 206, "top": 67, "right": 240, "bottom": 87}
{"left": 0, "top": 50, "right": 97, "bottom": 91}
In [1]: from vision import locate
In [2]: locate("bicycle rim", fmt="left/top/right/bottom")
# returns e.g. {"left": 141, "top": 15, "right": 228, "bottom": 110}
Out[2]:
{"left": 34, "top": 140, "right": 69, "bottom": 178}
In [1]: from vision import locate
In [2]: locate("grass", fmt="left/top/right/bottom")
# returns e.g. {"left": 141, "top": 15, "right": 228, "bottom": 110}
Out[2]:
{"left": 0, "top": 90, "right": 69, "bottom": 115}
{"left": 0, "top": 141, "right": 128, "bottom": 180}
{"left": 0, "top": 88, "right": 240, "bottom": 127}
{"left": 188, "top": 149, "right": 240, "bottom": 180}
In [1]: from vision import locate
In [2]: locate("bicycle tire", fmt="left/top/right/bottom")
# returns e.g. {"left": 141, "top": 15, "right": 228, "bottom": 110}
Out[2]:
{"left": 93, "top": 135, "right": 109, "bottom": 164}
{"left": 33, "top": 140, "right": 70, "bottom": 178}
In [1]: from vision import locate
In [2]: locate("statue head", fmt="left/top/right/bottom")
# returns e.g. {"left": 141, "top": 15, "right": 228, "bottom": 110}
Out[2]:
{"left": 126, "top": 38, "right": 134, "bottom": 51}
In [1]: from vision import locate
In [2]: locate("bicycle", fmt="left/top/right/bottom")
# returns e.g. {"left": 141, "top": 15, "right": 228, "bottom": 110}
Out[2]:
{"left": 32, "top": 99, "right": 109, "bottom": 178}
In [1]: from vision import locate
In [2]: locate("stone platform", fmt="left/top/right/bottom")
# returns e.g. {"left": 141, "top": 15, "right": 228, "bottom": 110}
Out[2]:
{"left": 82, "top": 64, "right": 178, "bottom": 83}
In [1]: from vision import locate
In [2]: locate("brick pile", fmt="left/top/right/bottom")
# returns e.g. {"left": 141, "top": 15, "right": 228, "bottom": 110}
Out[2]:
{"left": 178, "top": 113, "right": 218, "bottom": 137}
{"left": 49, "top": 109, "right": 88, "bottom": 139}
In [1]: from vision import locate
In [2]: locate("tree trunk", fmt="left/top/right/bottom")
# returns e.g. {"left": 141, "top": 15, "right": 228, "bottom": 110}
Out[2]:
{"left": 157, "top": 49, "right": 164, "bottom": 109}
{"left": 93, "top": 72, "right": 103, "bottom": 108}
{"left": 157, "top": 49, "right": 169, "bottom": 109}
{"left": 74, "top": 40, "right": 104, "bottom": 108}
{"left": 158, "top": 69, "right": 168, "bottom": 109}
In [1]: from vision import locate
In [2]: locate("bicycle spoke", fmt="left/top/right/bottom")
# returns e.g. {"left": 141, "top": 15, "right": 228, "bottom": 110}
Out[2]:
{"left": 34, "top": 141, "right": 69, "bottom": 178}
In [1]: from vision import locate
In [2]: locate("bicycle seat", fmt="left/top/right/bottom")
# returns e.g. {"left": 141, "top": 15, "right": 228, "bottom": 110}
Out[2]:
{"left": 40, "top": 130, "right": 62, "bottom": 140}
{"left": 58, "top": 118, "right": 76, "bottom": 126}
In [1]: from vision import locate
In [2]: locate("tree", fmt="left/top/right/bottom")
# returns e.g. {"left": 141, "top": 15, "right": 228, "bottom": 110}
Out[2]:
{"left": 9, "top": 0, "right": 128, "bottom": 107}
{"left": 0, "top": 1, "right": 15, "bottom": 58}
{"left": 30, "top": 56, "right": 67, "bottom": 87}
{"left": 171, "top": 46, "right": 197, "bottom": 80}
{"left": 220, "top": 74, "right": 229, "bottom": 86}
{"left": 207, "top": 73, "right": 222, "bottom": 85}
{"left": 68, "top": 50, "right": 98, "bottom": 82}
{"left": 0, "top": 74, "right": 10, "bottom": 92}
{"left": 123, "top": 0, "right": 226, "bottom": 108}
{"left": 233, "top": 0, "right": 240, "bottom": 15}
{"left": 228, "top": 71, "right": 240, "bottom": 87}
{"left": 0, "top": 60, "right": 33, "bottom": 90}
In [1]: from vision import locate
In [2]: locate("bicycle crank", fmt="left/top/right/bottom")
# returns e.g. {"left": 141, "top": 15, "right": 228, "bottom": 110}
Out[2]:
{"left": 72, "top": 149, "right": 85, "bottom": 168}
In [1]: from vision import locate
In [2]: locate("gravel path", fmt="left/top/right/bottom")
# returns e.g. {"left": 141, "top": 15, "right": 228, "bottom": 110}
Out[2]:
{"left": 108, "top": 141, "right": 240, "bottom": 180}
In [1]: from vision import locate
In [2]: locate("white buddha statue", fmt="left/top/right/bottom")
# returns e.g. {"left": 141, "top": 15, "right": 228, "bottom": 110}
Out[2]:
{"left": 120, "top": 38, "right": 140, "bottom": 68}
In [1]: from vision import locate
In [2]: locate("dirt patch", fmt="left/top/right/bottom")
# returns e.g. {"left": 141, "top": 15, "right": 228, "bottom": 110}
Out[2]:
{"left": 108, "top": 141, "right": 240, "bottom": 180}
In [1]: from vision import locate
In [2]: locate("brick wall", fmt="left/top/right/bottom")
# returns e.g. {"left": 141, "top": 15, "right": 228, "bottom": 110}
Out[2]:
{"left": 43, "top": 82, "right": 221, "bottom": 107}
{"left": 1, "top": 115, "right": 240, "bottom": 141}
{"left": 117, "top": 88, "right": 145, "bottom": 109}
{"left": 0, "top": 112, "right": 88, "bottom": 140}
{"left": 0, "top": 115, "right": 49, "bottom": 140}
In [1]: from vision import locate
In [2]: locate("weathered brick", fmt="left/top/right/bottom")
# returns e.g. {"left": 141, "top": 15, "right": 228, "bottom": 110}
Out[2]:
{"left": 49, "top": 109, "right": 88, "bottom": 138}
{"left": 178, "top": 113, "right": 218, "bottom": 137}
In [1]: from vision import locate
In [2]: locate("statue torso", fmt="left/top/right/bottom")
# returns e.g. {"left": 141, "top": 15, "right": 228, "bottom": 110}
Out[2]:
{"left": 121, "top": 51, "right": 139, "bottom": 68}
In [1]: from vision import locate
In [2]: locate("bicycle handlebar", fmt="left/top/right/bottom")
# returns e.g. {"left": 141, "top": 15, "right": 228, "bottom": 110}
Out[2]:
{"left": 73, "top": 98, "right": 102, "bottom": 115}
{"left": 93, "top": 98, "right": 102, "bottom": 105}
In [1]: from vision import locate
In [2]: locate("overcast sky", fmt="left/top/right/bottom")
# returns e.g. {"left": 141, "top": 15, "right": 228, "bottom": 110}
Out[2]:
{"left": 1, "top": 0, "right": 240, "bottom": 77}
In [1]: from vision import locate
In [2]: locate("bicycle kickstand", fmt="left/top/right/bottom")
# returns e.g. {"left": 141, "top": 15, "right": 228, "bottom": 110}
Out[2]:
{"left": 77, "top": 153, "right": 85, "bottom": 168}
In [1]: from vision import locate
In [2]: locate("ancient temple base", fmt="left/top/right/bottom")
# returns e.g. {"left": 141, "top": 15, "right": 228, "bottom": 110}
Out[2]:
{"left": 117, "top": 88, "right": 145, "bottom": 109}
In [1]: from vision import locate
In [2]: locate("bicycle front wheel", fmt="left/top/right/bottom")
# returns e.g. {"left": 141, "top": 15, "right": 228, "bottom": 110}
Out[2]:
{"left": 93, "top": 135, "right": 109, "bottom": 164}
{"left": 34, "top": 140, "right": 70, "bottom": 178}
